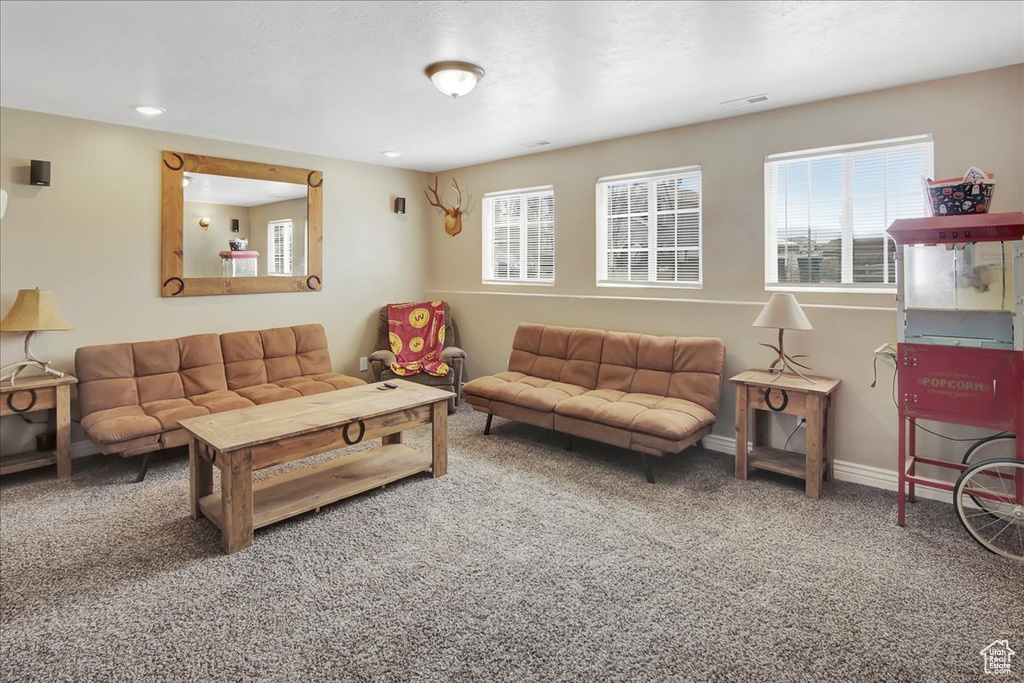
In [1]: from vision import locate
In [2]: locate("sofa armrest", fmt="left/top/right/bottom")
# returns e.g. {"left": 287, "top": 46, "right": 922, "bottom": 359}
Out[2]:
{"left": 440, "top": 345, "right": 466, "bottom": 364}
{"left": 368, "top": 350, "right": 395, "bottom": 382}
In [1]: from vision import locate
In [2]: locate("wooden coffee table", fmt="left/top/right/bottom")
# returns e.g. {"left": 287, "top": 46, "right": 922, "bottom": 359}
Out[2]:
{"left": 179, "top": 379, "right": 451, "bottom": 553}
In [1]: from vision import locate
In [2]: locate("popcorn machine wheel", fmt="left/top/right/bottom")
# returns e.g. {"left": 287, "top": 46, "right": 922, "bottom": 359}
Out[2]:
{"left": 886, "top": 212, "right": 1024, "bottom": 561}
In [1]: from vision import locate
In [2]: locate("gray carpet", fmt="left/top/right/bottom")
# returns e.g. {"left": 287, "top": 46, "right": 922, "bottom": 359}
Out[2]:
{"left": 1, "top": 406, "right": 1021, "bottom": 682}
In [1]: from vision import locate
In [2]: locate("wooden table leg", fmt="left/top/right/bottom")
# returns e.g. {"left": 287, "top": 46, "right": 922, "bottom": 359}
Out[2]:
{"left": 826, "top": 394, "right": 836, "bottom": 483}
{"left": 221, "top": 447, "right": 254, "bottom": 554}
{"left": 735, "top": 384, "right": 749, "bottom": 480}
{"left": 805, "top": 395, "right": 824, "bottom": 500}
{"left": 431, "top": 400, "right": 448, "bottom": 478}
{"left": 753, "top": 406, "right": 768, "bottom": 449}
{"left": 189, "top": 439, "right": 213, "bottom": 521}
{"left": 55, "top": 384, "right": 71, "bottom": 479}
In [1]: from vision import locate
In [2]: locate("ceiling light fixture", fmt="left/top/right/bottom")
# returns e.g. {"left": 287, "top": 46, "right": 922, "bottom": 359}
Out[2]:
{"left": 182, "top": 175, "right": 193, "bottom": 188}
{"left": 424, "top": 61, "right": 485, "bottom": 99}
{"left": 134, "top": 105, "right": 165, "bottom": 116}
{"left": 382, "top": 151, "right": 401, "bottom": 158}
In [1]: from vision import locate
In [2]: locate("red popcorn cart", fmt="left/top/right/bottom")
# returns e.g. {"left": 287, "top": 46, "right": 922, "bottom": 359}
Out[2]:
{"left": 887, "top": 212, "right": 1024, "bottom": 561}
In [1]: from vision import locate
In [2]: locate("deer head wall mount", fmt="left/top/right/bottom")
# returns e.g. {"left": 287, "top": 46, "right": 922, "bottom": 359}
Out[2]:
{"left": 425, "top": 176, "right": 464, "bottom": 236}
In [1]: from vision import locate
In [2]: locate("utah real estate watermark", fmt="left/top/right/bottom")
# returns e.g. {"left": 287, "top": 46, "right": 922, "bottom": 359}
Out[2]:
{"left": 980, "top": 640, "right": 1015, "bottom": 676}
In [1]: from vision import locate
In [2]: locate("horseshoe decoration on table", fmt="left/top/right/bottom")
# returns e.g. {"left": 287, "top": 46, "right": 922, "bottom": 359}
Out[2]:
{"left": 764, "top": 388, "right": 789, "bottom": 412}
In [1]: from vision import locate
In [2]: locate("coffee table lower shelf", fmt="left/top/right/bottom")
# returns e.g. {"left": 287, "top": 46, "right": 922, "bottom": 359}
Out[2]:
{"left": 198, "top": 443, "right": 430, "bottom": 532}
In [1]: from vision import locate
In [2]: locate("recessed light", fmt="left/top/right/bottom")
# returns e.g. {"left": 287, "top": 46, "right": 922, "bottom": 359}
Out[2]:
{"left": 134, "top": 105, "right": 165, "bottom": 116}
{"left": 382, "top": 151, "right": 401, "bottom": 158}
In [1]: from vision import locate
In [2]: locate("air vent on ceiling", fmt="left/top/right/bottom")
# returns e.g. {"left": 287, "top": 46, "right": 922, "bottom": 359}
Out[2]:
{"left": 720, "top": 93, "right": 769, "bottom": 110}
{"left": 521, "top": 140, "right": 553, "bottom": 148}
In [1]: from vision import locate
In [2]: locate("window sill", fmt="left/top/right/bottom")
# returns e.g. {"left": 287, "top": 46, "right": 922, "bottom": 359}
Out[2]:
{"left": 766, "top": 284, "right": 896, "bottom": 295}
{"left": 482, "top": 279, "right": 555, "bottom": 287}
{"left": 597, "top": 281, "right": 703, "bottom": 290}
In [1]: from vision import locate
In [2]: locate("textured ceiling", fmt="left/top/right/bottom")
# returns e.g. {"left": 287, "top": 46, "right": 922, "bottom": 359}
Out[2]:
{"left": 1, "top": 1, "right": 1022, "bottom": 172}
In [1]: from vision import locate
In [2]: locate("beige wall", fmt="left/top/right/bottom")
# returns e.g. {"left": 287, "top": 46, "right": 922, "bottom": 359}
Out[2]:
{"left": 426, "top": 65, "right": 1024, "bottom": 473}
{"left": 0, "top": 107, "right": 430, "bottom": 452}
{"left": 183, "top": 200, "right": 251, "bottom": 277}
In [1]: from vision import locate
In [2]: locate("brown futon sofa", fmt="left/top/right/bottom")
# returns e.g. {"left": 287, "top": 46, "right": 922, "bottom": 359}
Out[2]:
{"left": 75, "top": 324, "right": 364, "bottom": 481}
{"left": 462, "top": 323, "right": 725, "bottom": 482}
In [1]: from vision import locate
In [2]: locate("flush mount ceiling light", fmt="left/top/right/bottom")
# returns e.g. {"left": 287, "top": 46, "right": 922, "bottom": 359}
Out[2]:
{"left": 181, "top": 175, "right": 193, "bottom": 188}
{"left": 424, "top": 61, "right": 485, "bottom": 99}
{"left": 134, "top": 105, "right": 165, "bottom": 116}
{"left": 382, "top": 150, "right": 401, "bottom": 158}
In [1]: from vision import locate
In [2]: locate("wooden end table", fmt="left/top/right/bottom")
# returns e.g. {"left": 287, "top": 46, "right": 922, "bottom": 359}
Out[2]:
{"left": 179, "top": 379, "right": 451, "bottom": 554}
{"left": 0, "top": 374, "right": 77, "bottom": 479}
{"left": 731, "top": 370, "right": 840, "bottom": 499}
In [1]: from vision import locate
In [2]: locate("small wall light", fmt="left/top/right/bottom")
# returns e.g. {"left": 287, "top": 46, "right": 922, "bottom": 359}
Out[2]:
{"left": 394, "top": 197, "right": 406, "bottom": 214}
{"left": 30, "top": 160, "right": 51, "bottom": 187}
{"left": 199, "top": 217, "right": 211, "bottom": 230}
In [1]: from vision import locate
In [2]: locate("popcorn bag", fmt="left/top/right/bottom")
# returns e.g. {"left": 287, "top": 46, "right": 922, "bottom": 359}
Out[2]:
{"left": 923, "top": 166, "right": 995, "bottom": 216}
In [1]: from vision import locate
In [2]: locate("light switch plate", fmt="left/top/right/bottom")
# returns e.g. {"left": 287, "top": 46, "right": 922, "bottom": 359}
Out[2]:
{"left": 359, "top": 357, "right": 368, "bottom": 372}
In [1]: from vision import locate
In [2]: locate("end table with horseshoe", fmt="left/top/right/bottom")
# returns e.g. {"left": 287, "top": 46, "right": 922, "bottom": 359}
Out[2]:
{"left": 0, "top": 374, "right": 78, "bottom": 479}
{"left": 730, "top": 370, "right": 841, "bottom": 500}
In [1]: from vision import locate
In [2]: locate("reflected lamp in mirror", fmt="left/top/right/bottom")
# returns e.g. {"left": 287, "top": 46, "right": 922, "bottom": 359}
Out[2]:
{"left": 0, "top": 289, "right": 73, "bottom": 384}
{"left": 753, "top": 293, "right": 813, "bottom": 381}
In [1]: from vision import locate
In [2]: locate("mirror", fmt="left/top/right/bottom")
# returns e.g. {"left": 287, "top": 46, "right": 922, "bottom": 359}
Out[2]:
{"left": 161, "top": 151, "right": 323, "bottom": 296}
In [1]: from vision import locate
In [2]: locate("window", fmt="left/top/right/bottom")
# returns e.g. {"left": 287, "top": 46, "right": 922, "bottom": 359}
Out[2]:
{"left": 482, "top": 186, "right": 555, "bottom": 283}
{"left": 765, "top": 135, "right": 933, "bottom": 291}
{"left": 596, "top": 166, "right": 702, "bottom": 287}
{"left": 267, "top": 219, "right": 293, "bottom": 275}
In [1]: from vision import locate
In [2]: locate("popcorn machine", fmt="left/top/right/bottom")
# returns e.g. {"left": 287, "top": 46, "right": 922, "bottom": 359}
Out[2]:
{"left": 887, "top": 212, "right": 1024, "bottom": 559}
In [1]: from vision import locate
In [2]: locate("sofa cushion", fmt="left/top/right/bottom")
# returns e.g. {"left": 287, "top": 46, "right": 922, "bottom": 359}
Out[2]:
{"left": 141, "top": 398, "right": 211, "bottom": 430}
{"left": 463, "top": 372, "right": 588, "bottom": 413}
{"left": 180, "top": 334, "right": 228, "bottom": 396}
{"left": 235, "top": 383, "right": 303, "bottom": 404}
{"left": 554, "top": 390, "right": 715, "bottom": 441}
{"left": 274, "top": 376, "right": 338, "bottom": 396}
{"left": 80, "top": 406, "right": 163, "bottom": 445}
{"left": 309, "top": 373, "right": 368, "bottom": 391}
{"left": 507, "top": 324, "right": 604, "bottom": 389}
{"left": 189, "top": 390, "right": 255, "bottom": 413}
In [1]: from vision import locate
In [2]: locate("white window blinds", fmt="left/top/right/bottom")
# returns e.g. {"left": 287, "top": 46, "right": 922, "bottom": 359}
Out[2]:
{"left": 596, "top": 166, "right": 702, "bottom": 287}
{"left": 765, "top": 135, "right": 933, "bottom": 290}
{"left": 268, "top": 220, "right": 293, "bottom": 276}
{"left": 482, "top": 186, "right": 555, "bottom": 283}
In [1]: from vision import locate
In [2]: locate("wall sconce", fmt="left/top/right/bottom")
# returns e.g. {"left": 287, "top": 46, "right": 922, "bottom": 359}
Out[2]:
{"left": 394, "top": 197, "right": 406, "bottom": 214}
{"left": 30, "top": 160, "right": 51, "bottom": 187}
{"left": 199, "top": 217, "right": 211, "bottom": 230}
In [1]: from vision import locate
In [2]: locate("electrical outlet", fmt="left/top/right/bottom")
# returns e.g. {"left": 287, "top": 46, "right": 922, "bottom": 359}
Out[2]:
{"left": 359, "top": 357, "right": 368, "bottom": 372}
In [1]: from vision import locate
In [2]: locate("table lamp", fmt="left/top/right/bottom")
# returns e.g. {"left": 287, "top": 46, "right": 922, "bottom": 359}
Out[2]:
{"left": 753, "top": 293, "right": 813, "bottom": 381}
{"left": 0, "top": 289, "right": 73, "bottom": 384}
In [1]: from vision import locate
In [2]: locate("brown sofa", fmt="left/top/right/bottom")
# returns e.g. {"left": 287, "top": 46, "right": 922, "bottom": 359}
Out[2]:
{"left": 75, "top": 324, "right": 364, "bottom": 481}
{"left": 462, "top": 323, "right": 725, "bottom": 482}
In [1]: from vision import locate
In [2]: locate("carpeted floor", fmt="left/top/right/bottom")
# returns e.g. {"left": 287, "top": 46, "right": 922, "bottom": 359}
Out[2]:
{"left": 1, "top": 406, "right": 1021, "bottom": 682}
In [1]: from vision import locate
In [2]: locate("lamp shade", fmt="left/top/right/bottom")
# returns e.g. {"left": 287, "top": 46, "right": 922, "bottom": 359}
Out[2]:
{"left": 753, "top": 293, "right": 812, "bottom": 330}
{"left": 425, "top": 61, "right": 485, "bottom": 98}
{"left": 0, "top": 289, "right": 73, "bottom": 332}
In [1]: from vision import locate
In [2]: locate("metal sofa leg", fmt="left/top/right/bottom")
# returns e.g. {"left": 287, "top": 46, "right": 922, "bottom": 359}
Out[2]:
{"left": 134, "top": 452, "right": 152, "bottom": 483}
{"left": 641, "top": 453, "right": 655, "bottom": 484}
{"left": 484, "top": 413, "right": 493, "bottom": 435}
{"left": 564, "top": 434, "right": 574, "bottom": 451}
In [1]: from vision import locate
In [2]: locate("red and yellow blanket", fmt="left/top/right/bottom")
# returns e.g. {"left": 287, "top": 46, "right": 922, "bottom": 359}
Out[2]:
{"left": 387, "top": 301, "right": 450, "bottom": 377}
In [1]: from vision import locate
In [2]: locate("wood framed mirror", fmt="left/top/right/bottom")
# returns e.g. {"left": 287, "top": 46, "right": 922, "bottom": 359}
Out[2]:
{"left": 160, "top": 151, "right": 323, "bottom": 297}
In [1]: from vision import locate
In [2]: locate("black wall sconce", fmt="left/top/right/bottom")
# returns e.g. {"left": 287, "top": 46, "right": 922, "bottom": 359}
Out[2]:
{"left": 394, "top": 197, "right": 406, "bottom": 214}
{"left": 31, "top": 160, "right": 51, "bottom": 187}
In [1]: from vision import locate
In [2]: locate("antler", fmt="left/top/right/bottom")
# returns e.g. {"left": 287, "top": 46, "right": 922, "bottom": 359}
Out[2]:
{"left": 450, "top": 178, "right": 463, "bottom": 211}
{"left": 424, "top": 176, "right": 451, "bottom": 211}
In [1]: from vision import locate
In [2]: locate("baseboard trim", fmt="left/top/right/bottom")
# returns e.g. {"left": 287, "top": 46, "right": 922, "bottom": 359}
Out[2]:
{"left": 72, "top": 440, "right": 100, "bottom": 459}
{"left": 701, "top": 434, "right": 952, "bottom": 504}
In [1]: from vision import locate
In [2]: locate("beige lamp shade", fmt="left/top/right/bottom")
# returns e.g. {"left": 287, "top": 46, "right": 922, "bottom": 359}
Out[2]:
{"left": 753, "top": 293, "right": 812, "bottom": 331}
{"left": 0, "top": 289, "right": 73, "bottom": 332}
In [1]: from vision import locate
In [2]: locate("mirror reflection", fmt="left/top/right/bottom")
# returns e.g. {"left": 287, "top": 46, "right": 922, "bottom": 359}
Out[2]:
{"left": 182, "top": 173, "right": 308, "bottom": 278}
